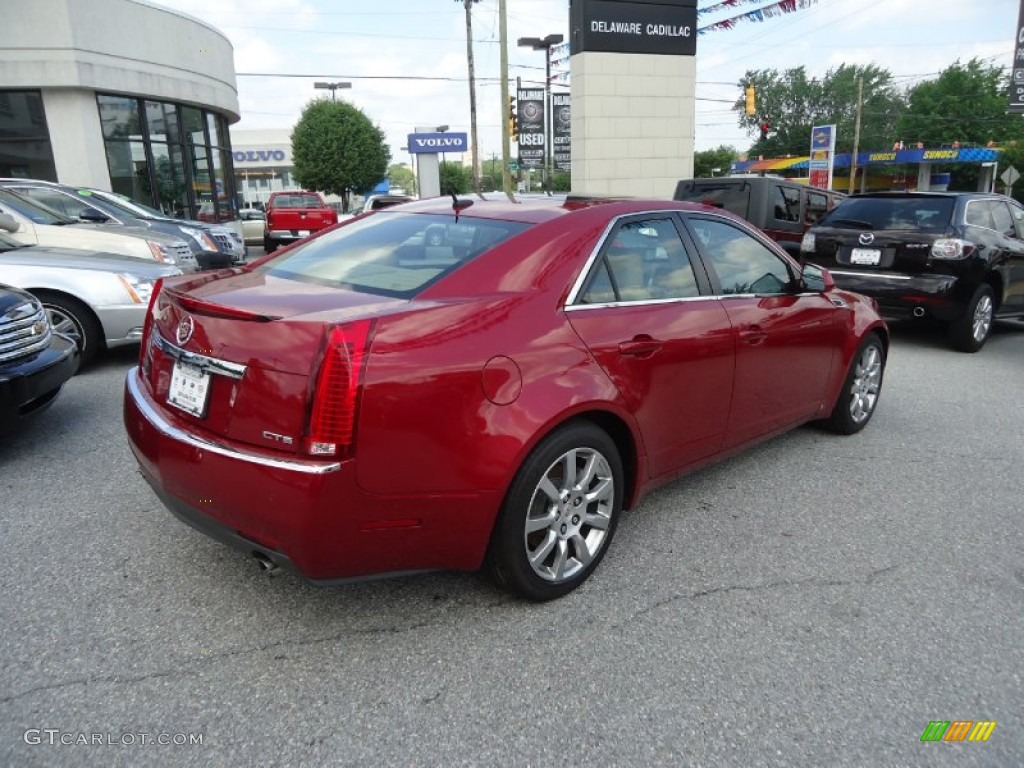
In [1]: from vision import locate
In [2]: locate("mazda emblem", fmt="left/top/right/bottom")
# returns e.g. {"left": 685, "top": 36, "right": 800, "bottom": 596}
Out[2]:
{"left": 176, "top": 315, "right": 195, "bottom": 346}
{"left": 858, "top": 232, "right": 875, "bottom": 245}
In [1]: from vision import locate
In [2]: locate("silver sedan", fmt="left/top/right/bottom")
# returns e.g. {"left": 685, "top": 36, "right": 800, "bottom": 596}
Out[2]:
{"left": 0, "top": 232, "right": 181, "bottom": 366}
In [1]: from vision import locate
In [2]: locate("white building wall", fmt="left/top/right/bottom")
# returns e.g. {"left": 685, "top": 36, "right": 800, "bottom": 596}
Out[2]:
{"left": 42, "top": 90, "right": 114, "bottom": 189}
{"left": 571, "top": 52, "right": 695, "bottom": 198}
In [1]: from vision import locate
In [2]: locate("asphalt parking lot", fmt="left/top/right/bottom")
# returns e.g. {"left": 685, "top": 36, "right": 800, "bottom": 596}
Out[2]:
{"left": 1, "top": 319, "right": 1021, "bottom": 767}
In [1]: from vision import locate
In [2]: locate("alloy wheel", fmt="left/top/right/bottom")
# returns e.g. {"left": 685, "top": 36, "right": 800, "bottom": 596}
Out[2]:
{"left": 972, "top": 294, "right": 993, "bottom": 343}
{"left": 45, "top": 305, "right": 85, "bottom": 351}
{"left": 849, "top": 344, "right": 882, "bottom": 424}
{"left": 523, "top": 447, "right": 614, "bottom": 583}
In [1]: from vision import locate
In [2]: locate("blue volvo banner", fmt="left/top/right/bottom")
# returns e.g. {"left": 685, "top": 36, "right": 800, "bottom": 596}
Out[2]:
{"left": 407, "top": 132, "right": 469, "bottom": 154}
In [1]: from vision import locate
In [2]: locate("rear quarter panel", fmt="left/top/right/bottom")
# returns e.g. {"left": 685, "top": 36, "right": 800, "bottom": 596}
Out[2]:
{"left": 355, "top": 215, "right": 642, "bottom": 502}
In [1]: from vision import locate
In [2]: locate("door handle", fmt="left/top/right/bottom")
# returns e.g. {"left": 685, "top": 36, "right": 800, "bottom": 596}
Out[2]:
{"left": 739, "top": 326, "right": 768, "bottom": 345}
{"left": 618, "top": 337, "right": 663, "bottom": 358}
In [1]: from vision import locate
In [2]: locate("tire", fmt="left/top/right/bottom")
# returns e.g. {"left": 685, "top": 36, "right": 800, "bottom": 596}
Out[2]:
{"left": 948, "top": 284, "right": 994, "bottom": 353}
{"left": 263, "top": 236, "right": 278, "bottom": 253}
{"left": 36, "top": 292, "right": 102, "bottom": 368}
{"left": 487, "top": 422, "right": 623, "bottom": 601}
{"left": 823, "top": 333, "right": 885, "bottom": 435}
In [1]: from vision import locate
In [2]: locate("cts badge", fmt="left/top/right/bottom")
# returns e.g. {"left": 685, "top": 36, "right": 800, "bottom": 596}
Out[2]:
{"left": 176, "top": 315, "right": 195, "bottom": 345}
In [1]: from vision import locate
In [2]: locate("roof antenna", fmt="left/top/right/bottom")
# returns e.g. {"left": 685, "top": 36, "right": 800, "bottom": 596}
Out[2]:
{"left": 450, "top": 192, "right": 473, "bottom": 222}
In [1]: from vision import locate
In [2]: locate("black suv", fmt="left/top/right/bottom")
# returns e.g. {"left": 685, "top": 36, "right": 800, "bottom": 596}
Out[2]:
{"left": 800, "top": 192, "right": 1024, "bottom": 351}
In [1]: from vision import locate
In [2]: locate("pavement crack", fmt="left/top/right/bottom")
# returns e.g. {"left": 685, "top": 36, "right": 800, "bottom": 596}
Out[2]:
{"left": 615, "top": 564, "right": 902, "bottom": 628}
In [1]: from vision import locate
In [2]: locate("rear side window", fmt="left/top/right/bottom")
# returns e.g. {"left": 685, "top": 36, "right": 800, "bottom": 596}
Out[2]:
{"left": 580, "top": 217, "right": 699, "bottom": 304}
{"left": 675, "top": 183, "right": 751, "bottom": 218}
{"left": 772, "top": 185, "right": 801, "bottom": 223}
{"left": 270, "top": 194, "right": 324, "bottom": 209}
{"left": 819, "top": 197, "right": 954, "bottom": 232}
{"left": 256, "top": 212, "right": 529, "bottom": 299}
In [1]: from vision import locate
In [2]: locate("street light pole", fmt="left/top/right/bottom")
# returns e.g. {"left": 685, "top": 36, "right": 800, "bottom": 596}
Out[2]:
{"left": 313, "top": 81, "right": 352, "bottom": 101}
{"left": 517, "top": 34, "right": 563, "bottom": 194}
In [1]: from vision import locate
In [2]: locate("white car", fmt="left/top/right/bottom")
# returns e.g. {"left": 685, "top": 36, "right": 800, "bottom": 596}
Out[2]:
{"left": 0, "top": 230, "right": 181, "bottom": 365}
{"left": 239, "top": 207, "right": 266, "bottom": 245}
{"left": 0, "top": 188, "right": 197, "bottom": 273}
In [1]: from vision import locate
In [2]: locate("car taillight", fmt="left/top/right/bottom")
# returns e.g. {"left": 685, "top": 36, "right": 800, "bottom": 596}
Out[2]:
{"left": 139, "top": 278, "right": 164, "bottom": 376}
{"left": 303, "top": 319, "right": 375, "bottom": 459}
{"left": 931, "top": 238, "right": 974, "bottom": 260}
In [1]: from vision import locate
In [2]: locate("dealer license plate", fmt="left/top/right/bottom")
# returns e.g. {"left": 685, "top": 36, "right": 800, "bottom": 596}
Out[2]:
{"left": 298, "top": 229, "right": 311, "bottom": 237}
{"left": 850, "top": 247, "right": 881, "bottom": 265}
{"left": 167, "top": 361, "right": 211, "bottom": 418}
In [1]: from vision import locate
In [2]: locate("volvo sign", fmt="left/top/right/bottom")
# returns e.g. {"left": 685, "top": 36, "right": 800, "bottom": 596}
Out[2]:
{"left": 407, "top": 132, "right": 469, "bottom": 154}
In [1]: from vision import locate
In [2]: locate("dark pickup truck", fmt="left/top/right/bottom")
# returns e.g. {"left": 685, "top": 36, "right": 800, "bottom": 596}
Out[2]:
{"left": 263, "top": 190, "right": 338, "bottom": 252}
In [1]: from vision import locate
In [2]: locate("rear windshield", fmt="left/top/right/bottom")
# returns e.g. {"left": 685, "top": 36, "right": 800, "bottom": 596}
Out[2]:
{"left": 675, "top": 182, "right": 751, "bottom": 218}
{"left": 819, "top": 196, "right": 954, "bottom": 232}
{"left": 256, "top": 212, "right": 530, "bottom": 299}
{"left": 270, "top": 193, "right": 324, "bottom": 209}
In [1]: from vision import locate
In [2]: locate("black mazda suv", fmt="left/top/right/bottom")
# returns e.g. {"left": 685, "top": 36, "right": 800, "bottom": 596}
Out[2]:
{"left": 800, "top": 191, "right": 1024, "bottom": 351}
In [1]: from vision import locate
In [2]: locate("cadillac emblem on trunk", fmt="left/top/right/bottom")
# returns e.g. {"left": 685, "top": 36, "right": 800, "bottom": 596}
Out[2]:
{"left": 176, "top": 315, "right": 195, "bottom": 345}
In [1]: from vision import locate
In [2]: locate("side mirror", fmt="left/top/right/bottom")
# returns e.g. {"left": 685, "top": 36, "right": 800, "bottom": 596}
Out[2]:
{"left": 0, "top": 212, "right": 20, "bottom": 233}
{"left": 802, "top": 263, "right": 835, "bottom": 293}
{"left": 78, "top": 208, "right": 109, "bottom": 223}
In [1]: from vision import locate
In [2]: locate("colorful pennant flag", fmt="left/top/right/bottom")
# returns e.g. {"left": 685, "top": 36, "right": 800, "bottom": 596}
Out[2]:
{"left": 698, "top": 0, "right": 818, "bottom": 35}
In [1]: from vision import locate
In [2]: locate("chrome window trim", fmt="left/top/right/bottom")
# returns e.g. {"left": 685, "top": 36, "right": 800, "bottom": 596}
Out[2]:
{"left": 126, "top": 369, "right": 341, "bottom": 475}
{"left": 154, "top": 333, "right": 248, "bottom": 379}
{"left": 565, "top": 294, "right": 721, "bottom": 312}
{"left": 829, "top": 270, "right": 914, "bottom": 281}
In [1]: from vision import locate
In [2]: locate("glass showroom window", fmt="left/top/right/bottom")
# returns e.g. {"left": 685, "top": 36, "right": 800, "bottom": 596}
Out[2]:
{"left": 0, "top": 90, "right": 58, "bottom": 180}
{"left": 97, "top": 94, "right": 237, "bottom": 220}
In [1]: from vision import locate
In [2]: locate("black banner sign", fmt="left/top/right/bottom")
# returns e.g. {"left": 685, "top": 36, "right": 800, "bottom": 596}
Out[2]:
{"left": 552, "top": 93, "right": 571, "bottom": 172}
{"left": 517, "top": 89, "right": 545, "bottom": 170}
{"left": 571, "top": 0, "right": 698, "bottom": 56}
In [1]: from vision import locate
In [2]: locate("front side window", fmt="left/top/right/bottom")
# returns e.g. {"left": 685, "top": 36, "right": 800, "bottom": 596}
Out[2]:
{"left": 580, "top": 218, "right": 699, "bottom": 304}
{"left": 987, "top": 200, "right": 1014, "bottom": 237}
{"left": 687, "top": 217, "right": 793, "bottom": 295}
{"left": 257, "top": 213, "right": 529, "bottom": 299}
{"left": 805, "top": 191, "right": 828, "bottom": 225}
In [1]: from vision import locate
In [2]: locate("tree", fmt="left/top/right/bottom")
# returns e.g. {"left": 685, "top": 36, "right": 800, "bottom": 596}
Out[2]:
{"left": 388, "top": 163, "right": 416, "bottom": 196}
{"left": 291, "top": 99, "right": 390, "bottom": 211}
{"left": 896, "top": 58, "right": 1024, "bottom": 192}
{"left": 734, "top": 64, "right": 904, "bottom": 158}
{"left": 550, "top": 171, "right": 571, "bottom": 192}
{"left": 440, "top": 161, "right": 472, "bottom": 195}
{"left": 694, "top": 146, "right": 738, "bottom": 178}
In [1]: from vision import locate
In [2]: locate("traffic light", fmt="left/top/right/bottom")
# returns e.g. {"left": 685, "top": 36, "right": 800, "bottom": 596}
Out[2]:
{"left": 744, "top": 84, "right": 756, "bottom": 116}
{"left": 508, "top": 95, "right": 518, "bottom": 142}
{"left": 759, "top": 121, "right": 770, "bottom": 141}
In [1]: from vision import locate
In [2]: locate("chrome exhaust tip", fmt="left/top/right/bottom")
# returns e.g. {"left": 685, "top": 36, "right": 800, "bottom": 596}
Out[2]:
{"left": 253, "top": 552, "right": 280, "bottom": 576}
{"left": 913, "top": 306, "right": 925, "bottom": 318}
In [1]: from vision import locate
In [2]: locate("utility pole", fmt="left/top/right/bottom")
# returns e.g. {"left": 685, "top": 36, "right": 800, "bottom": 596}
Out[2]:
{"left": 458, "top": 0, "right": 482, "bottom": 197}
{"left": 848, "top": 75, "right": 863, "bottom": 194}
{"left": 499, "top": 0, "right": 514, "bottom": 199}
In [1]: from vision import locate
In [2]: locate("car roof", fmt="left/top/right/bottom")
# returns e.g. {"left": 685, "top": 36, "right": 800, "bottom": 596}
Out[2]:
{"left": 848, "top": 191, "right": 1002, "bottom": 199}
{"left": 383, "top": 195, "right": 735, "bottom": 225}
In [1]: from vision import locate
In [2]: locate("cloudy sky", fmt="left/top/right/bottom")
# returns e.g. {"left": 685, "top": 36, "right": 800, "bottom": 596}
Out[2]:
{"left": 156, "top": 0, "right": 1021, "bottom": 161}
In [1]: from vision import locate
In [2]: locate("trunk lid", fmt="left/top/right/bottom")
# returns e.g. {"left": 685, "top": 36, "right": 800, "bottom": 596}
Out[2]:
{"left": 144, "top": 270, "right": 402, "bottom": 454}
{"left": 808, "top": 227, "right": 943, "bottom": 273}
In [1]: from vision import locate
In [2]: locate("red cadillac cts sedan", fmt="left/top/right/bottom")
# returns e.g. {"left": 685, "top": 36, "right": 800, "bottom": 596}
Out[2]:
{"left": 124, "top": 196, "right": 887, "bottom": 601}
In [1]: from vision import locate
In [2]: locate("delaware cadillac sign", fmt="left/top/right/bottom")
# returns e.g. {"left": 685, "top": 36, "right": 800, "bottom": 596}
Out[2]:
{"left": 570, "top": 0, "right": 698, "bottom": 56}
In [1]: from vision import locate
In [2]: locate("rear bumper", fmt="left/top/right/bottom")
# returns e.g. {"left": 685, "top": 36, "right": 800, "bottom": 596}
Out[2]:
{"left": 0, "top": 335, "right": 79, "bottom": 427}
{"left": 827, "top": 269, "right": 964, "bottom": 321}
{"left": 122, "top": 368, "right": 496, "bottom": 581}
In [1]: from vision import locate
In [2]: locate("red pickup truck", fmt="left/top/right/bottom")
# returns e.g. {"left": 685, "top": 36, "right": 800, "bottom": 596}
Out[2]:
{"left": 263, "top": 190, "right": 337, "bottom": 252}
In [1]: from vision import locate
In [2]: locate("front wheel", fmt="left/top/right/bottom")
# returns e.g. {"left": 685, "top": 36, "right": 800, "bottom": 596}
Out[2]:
{"left": 37, "top": 292, "right": 102, "bottom": 368}
{"left": 823, "top": 333, "right": 885, "bottom": 435}
{"left": 949, "top": 284, "right": 994, "bottom": 352}
{"left": 487, "top": 422, "right": 623, "bottom": 601}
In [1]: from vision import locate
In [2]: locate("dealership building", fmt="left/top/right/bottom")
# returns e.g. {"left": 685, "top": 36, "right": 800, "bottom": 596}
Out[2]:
{"left": 0, "top": 0, "right": 241, "bottom": 224}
